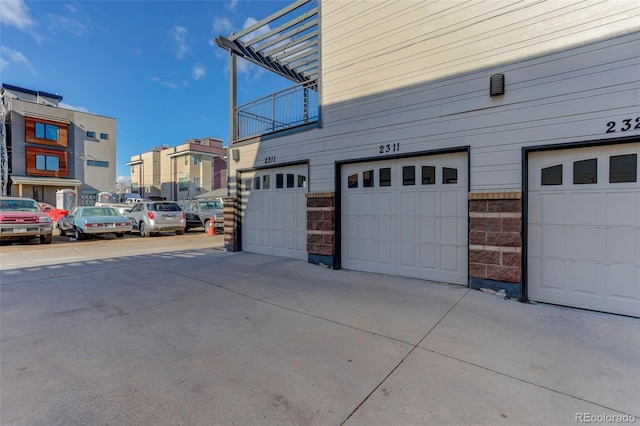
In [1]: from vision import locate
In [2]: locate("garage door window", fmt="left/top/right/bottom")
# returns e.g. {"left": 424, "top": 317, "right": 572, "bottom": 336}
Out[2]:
{"left": 443, "top": 167, "right": 458, "bottom": 184}
{"left": 380, "top": 168, "right": 391, "bottom": 187}
{"left": 541, "top": 164, "right": 562, "bottom": 185}
{"left": 610, "top": 154, "right": 637, "bottom": 183}
{"left": 298, "top": 175, "right": 307, "bottom": 188}
{"left": 422, "top": 165, "right": 435, "bottom": 184}
{"left": 363, "top": 170, "right": 374, "bottom": 187}
{"left": 254, "top": 176, "right": 261, "bottom": 190}
{"left": 348, "top": 173, "right": 358, "bottom": 188}
{"left": 276, "top": 174, "right": 284, "bottom": 188}
{"left": 402, "top": 166, "right": 415, "bottom": 185}
{"left": 287, "top": 174, "right": 295, "bottom": 188}
{"left": 573, "top": 158, "right": 597, "bottom": 184}
{"left": 245, "top": 179, "right": 252, "bottom": 190}
{"left": 263, "top": 175, "right": 270, "bottom": 189}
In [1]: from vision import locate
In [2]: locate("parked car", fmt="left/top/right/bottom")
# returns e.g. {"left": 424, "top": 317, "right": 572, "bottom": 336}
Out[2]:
{"left": 126, "top": 201, "right": 186, "bottom": 237}
{"left": 0, "top": 197, "right": 53, "bottom": 244}
{"left": 38, "top": 202, "right": 68, "bottom": 225}
{"left": 178, "top": 199, "right": 224, "bottom": 234}
{"left": 58, "top": 206, "right": 132, "bottom": 240}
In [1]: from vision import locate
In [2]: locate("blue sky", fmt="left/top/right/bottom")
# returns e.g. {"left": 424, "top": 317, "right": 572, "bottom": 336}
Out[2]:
{"left": 1, "top": 0, "right": 295, "bottom": 179}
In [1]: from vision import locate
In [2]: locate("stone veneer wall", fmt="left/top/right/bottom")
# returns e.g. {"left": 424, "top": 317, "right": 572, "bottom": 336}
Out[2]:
{"left": 221, "top": 196, "right": 238, "bottom": 252}
{"left": 306, "top": 192, "right": 336, "bottom": 268}
{"left": 468, "top": 192, "right": 522, "bottom": 299}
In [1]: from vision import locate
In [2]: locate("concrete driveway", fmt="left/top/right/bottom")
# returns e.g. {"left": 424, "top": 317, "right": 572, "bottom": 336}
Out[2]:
{"left": 1, "top": 245, "right": 638, "bottom": 425}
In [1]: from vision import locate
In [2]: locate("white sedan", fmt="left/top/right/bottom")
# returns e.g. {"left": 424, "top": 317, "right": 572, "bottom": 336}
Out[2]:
{"left": 58, "top": 206, "right": 132, "bottom": 240}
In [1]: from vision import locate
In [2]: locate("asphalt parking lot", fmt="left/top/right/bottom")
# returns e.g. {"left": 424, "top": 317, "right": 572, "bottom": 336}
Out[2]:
{"left": 1, "top": 237, "right": 639, "bottom": 425}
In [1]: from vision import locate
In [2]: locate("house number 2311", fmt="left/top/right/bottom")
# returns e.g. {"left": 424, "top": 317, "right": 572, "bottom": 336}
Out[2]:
{"left": 379, "top": 143, "right": 400, "bottom": 154}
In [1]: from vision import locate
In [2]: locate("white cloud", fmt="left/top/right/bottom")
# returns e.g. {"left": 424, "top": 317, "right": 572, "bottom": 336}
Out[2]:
{"left": 46, "top": 13, "right": 90, "bottom": 37}
{"left": 226, "top": 0, "right": 240, "bottom": 12}
{"left": 192, "top": 65, "right": 205, "bottom": 80}
{"left": 0, "top": 46, "right": 37, "bottom": 75}
{"left": 0, "top": 0, "right": 36, "bottom": 30}
{"left": 212, "top": 16, "right": 232, "bottom": 34}
{"left": 171, "top": 25, "right": 189, "bottom": 59}
{"left": 151, "top": 77, "right": 178, "bottom": 89}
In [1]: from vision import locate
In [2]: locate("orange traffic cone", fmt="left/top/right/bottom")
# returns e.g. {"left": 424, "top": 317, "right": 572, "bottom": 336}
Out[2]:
{"left": 208, "top": 218, "right": 214, "bottom": 236}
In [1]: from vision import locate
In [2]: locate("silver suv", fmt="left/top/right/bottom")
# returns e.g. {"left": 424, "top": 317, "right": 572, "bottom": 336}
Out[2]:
{"left": 177, "top": 199, "right": 224, "bottom": 234}
{"left": 0, "top": 197, "right": 53, "bottom": 244}
{"left": 126, "top": 201, "right": 186, "bottom": 237}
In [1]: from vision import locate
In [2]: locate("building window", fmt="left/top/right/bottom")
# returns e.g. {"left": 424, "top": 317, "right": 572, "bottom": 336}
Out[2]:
{"left": 253, "top": 176, "right": 260, "bottom": 190}
{"left": 35, "top": 155, "right": 60, "bottom": 171}
{"left": 286, "top": 173, "right": 294, "bottom": 188}
{"left": 87, "top": 131, "right": 96, "bottom": 138}
{"left": 363, "top": 170, "right": 374, "bottom": 187}
{"left": 379, "top": 167, "right": 391, "bottom": 187}
{"left": 422, "top": 166, "right": 435, "bottom": 184}
{"left": 263, "top": 175, "right": 271, "bottom": 189}
{"left": 184, "top": 156, "right": 189, "bottom": 166}
{"left": 443, "top": 167, "right": 458, "bottom": 184}
{"left": 87, "top": 160, "right": 109, "bottom": 167}
{"left": 131, "top": 182, "right": 139, "bottom": 193}
{"left": 99, "top": 133, "right": 109, "bottom": 140}
{"left": 541, "top": 165, "right": 562, "bottom": 185}
{"left": 402, "top": 166, "right": 415, "bottom": 186}
{"left": 179, "top": 177, "right": 189, "bottom": 191}
{"left": 194, "top": 177, "right": 202, "bottom": 191}
{"left": 193, "top": 155, "right": 200, "bottom": 166}
{"left": 35, "top": 122, "right": 59, "bottom": 141}
{"left": 347, "top": 173, "right": 358, "bottom": 188}
{"left": 610, "top": 154, "right": 637, "bottom": 183}
{"left": 573, "top": 158, "right": 597, "bottom": 184}
{"left": 131, "top": 165, "right": 135, "bottom": 173}
{"left": 298, "top": 175, "right": 307, "bottom": 188}
{"left": 33, "top": 186, "right": 44, "bottom": 202}
{"left": 276, "top": 173, "right": 284, "bottom": 189}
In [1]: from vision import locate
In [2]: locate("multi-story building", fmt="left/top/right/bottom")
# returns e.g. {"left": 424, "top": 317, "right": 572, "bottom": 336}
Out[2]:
{"left": 216, "top": 1, "right": 640, "bottom": 317}
{"left": 127, "top": 137, "right": 227, "bottom": 201}
{"left": 1, "top": 83, "right": 116, "bottom": 206}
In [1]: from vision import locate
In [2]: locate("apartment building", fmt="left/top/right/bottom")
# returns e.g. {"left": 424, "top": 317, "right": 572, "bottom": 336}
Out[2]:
{"left": 216, "top": 1, "right": 640, "bottom": 317}
{"left": 1, "top": 83, "right": 116, "bottom": 206}
{"left": 127, "top": 137, "right": 227, "bottom": 201}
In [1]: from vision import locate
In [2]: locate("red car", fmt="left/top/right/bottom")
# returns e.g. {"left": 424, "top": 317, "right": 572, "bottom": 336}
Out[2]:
{"left": 38, "top": 202, "right": 69, "bottom": 224}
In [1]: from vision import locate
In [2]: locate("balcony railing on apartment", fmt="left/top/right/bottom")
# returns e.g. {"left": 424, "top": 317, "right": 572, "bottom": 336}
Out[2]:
{"left": 235, "top": 80, "right": 318, "bottom": 141}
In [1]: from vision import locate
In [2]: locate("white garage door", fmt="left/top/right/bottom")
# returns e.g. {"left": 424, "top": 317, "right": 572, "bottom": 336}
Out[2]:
{"left": 240, "top": 164, "right": 308, "bottom": 260}
{"left": 341, "top": 153, "right": 468, "bottom": 285}
{"left": 528, "top": 142, "right": 640, "bottom": 317}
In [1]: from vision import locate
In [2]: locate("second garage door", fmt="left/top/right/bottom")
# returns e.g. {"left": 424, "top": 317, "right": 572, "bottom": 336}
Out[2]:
{"left": 528, "top": 142, "right": 640, "bottom": 317}
{"left": 240, "top": 164, "right": 308, "bottom": 260}
{"left": 341, "top": 153, "right": 468, "bottom": 285}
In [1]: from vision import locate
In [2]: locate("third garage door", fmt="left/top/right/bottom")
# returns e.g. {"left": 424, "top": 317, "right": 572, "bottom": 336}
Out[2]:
{"left": 341, "top": 152, "right": 468, "bottom": 285}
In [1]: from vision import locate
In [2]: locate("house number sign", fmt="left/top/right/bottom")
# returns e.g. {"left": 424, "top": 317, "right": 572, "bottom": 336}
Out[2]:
{"left": 264, "top": 155, "right": 276, "bottom": 164}
{"left": 605, "top": 117, "right": 640, "bottom": 134}
{"left": 379, "top": 142, "right": 400, "bottom": 154}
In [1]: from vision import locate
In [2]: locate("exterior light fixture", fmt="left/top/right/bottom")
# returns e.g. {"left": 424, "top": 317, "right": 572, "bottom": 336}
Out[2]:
{"left": 232, "top": 149, "right": 240, "bottom": 162}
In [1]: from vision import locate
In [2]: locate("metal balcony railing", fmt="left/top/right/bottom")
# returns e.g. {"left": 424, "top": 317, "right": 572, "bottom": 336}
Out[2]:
{"left": 235, "top": 80, "right": 318, "bottom": 140}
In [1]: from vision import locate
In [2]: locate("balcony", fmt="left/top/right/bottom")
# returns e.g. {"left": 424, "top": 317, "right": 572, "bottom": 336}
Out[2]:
{"left": 235, "top": 80, "right": 318, "bottom": 141}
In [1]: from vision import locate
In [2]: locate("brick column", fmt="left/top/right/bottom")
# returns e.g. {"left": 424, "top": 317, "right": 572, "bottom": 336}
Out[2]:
{"left": 468, "top": 192, "right": 522, "bottom": 299}
{"left": 306, "top": 192, "right": 335, "bottom": 268}
{"left": 221, "top": 196, "right": 238, "bottom": 252}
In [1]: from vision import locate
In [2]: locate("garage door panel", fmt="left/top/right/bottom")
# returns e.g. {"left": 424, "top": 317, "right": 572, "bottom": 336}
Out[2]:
{"left": 567, "top": 260, "right": 598, "bottom": 295}
{"left": 528, "top": 142, "right": 639, "bottom": 317}
{"left": 605, "top": 192, "right": 637, "bottom": 225}
{"left": 606, "top": 227, "right": 635, "bottom": 263}
{"left": 569, "top": 193, "right": 599, "bottom": 225}
{"left": 342, "top": 153, "right": 467, "bottom": 285}
{"left": 606, "top": 264, "right": 637, "bottom": 299}
{"left": 542, "top": 225, "right": 565, "bottom": 258}
{"left": 567, "top": 226, "right": 599, "bottom": 261}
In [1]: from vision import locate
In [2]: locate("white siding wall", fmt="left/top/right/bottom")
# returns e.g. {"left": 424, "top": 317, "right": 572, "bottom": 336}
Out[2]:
{"left": 228, "top": 1, "right": 640, "bottom": 193}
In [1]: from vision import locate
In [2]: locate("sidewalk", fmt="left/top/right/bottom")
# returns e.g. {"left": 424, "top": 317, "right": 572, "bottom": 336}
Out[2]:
{"left": 1, "top": 250, "right": 638, "bottom": 425}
